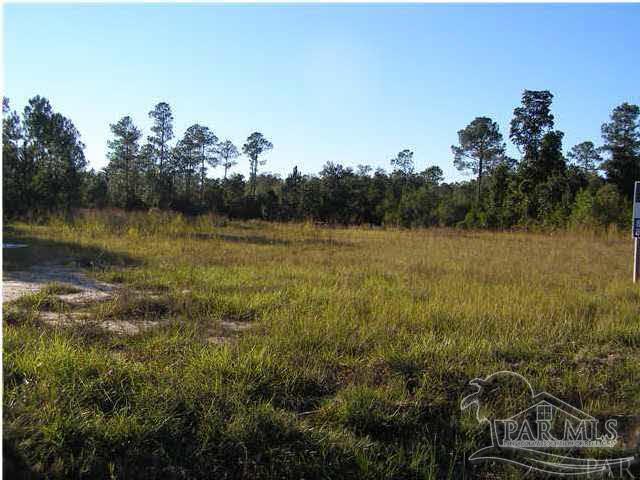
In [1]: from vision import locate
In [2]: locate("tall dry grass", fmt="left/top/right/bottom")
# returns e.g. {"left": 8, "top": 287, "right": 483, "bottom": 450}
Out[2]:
{"left": 4, "top": 211, "right": 639, "bottom": 479}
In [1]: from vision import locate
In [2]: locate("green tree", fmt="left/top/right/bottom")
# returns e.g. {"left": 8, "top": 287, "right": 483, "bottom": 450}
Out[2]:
{"left": 516, "top": 130, "right": 566, "bottom": 221}
{"left": 538, "top": 130, "right": 566, "bottom": 177}
{"left": 23, "top": 96, "right": 86, "bottom": 213}
{"left": 601, "top": 102, "right": 640, "bottom": 199}
{"left": 535, "top": 172, "right": 572, "bottom": 227}
{"left": 509, "top": 91, "right": 565, "bottom": 223}
{"left": 82, "top": 169, "right": 109, "bottom": 208}
{"left": 147, "top": 102, "right": 174, "bottom": 207}
{"left": 281, "top": 166, "right": 304, "bottom": 220}
{"left": 172, "top": 137, "right": 197, "bottom": 203}
{"left": 452, "top": 117, "right": 505, "bottom": 204}
{"left": 243, "top": 132, "right": 273, "bottom": 196}
{"left": 390, "top": 149, "right": 415, "bottom": 175}
{"left": 485, "top": 160, "right": 518, "bottom": 228}
{"left": 318, "top": 162, "right": 357, "bottom": 224}
{"left": 221, "top": 173, "right": 247, "bottom": 217}
{"left": 174, "top": 125, "right": 218, "bottom": 205}
{"left": 186, "top": 125, "right": 218, "bottom": 203}
{"left": 105, "top": 116, "right": 143, "bottom": 209}
{"left": 3, "top": 97, "right": 29, "bottom": 217}
{"left": 420, "top": 166, "right": 444, "bottom": 186}
{"left": 509, "top": 90, "right": 555, "bottom": 163}
{"left": 137, "top": 143, "right": 158, "bottom": 206}
{"left": 217, "top": 139, "right": 240, "bottom": 179}
{"left": 570, "top": 184, "right": 627, "bottom": 229}
{"left": 435, "top": 182, "right": 475, "bottom": 227}
{"left": 567, "top": 141, "right": 602, "bottom": 173}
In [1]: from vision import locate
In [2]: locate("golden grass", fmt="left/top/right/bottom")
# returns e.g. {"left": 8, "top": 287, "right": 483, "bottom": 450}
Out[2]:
{"left": 3, "top": 211, "right": 639, "bottom": 478}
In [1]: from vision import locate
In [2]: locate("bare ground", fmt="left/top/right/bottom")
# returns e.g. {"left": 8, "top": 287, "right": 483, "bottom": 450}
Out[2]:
{"left": 3, "top": 262, "right": 115, "bottom": 304}
{"left": 3, "top": 262, "right": 253, "bottom": 338}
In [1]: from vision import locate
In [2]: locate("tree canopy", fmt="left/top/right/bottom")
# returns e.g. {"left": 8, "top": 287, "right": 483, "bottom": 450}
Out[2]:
{"left": 243, "top": 132, "right": 273, "bottom": 197}
{"left": 3, "top": 92, "right": 637, "bottom": 231}
{"left": 452, "top": 117, "right": 506, "bottom": 204}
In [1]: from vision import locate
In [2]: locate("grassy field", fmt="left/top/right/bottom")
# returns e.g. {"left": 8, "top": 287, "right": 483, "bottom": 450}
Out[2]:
{"left": 3, "top": 211, "right": 640, "bottom": 479}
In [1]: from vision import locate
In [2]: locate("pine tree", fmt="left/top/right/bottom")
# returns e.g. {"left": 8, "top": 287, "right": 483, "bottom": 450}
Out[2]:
{"left": 601, "top": 102, "right": 640, "bottom": 198}
{"left": 243, "top": 132, "right": 273, "bottom": 196}
{"left": 105, "top": 116, "right": 143, "bottom": 209}
{"left": 148, "top": 102, "right": 174, "bottom": 207}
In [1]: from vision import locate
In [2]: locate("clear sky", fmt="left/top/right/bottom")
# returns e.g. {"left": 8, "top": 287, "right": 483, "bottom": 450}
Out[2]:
{"left": 4, "top": 4, "right": 639, "bottom": 182}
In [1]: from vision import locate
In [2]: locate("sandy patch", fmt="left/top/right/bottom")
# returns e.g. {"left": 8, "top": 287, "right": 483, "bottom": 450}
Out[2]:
{"left": 4, "top": 263, "right": 255, "bottom": 341}
{"left": 3, "top": 263, "right": 115, "bottom": 304}
{"left": 220, "top": 320, "right": 253, "bottom": 332}
{"left": 206, "top": 319, "right": 254, "bottom": 344}
{"left": 38, "top": 310, "right": 161, "bottom": 335}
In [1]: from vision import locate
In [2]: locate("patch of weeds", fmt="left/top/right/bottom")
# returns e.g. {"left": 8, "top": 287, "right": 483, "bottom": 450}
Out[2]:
{"left": 613, "top": 289, "right": 640, "bottom": 303}
{"left": 612, "top": 329, "right": 640, "bottom": 348}
{"left": 42, "top": 282, "right": 82, "bottom": 295}
{"left": 223, "top": 309, "right": 256, "bottom": 323}
{"left": 491, "top": 341, "right": 557, "bottom": 367}
{"left": 61, "top": 321, "right": 115, "bottom": 345}
{"left": 165, "top": 293, "right": 220, "bottom": 321}
{"left": 103, "top": 293, "right": 173, "bottom": 319}
{"left": 97, "top": 270, "right": 128, "bottom": 284}
{"left": 133, "top": 280, "right": 171, "bottom": 293}
{"left": 223, "top": 402, "right": 363, "bottom": 479}
{"left": 385, "top": 351, "right": 424, "bottom": 394}
{"left": 11, "top": 292, "right": 67, "bottom": 312}
{"left": 74, "top": 250, "right": 135, "bottom": 270}
{"left": 322, "top": 385, "right": 420, "bottom": 441}
{"left": 3, "top": 306, "right": 37, "bottom": 326}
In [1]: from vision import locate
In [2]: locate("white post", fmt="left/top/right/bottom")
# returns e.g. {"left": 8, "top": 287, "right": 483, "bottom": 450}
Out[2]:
{"left": 635, "top": 238, "right": 640, "bottom": 284}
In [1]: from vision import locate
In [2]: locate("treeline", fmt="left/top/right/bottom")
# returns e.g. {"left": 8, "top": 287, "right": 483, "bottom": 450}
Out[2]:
{"left": 3, "top": 91, "right": 639, "bottom": 229}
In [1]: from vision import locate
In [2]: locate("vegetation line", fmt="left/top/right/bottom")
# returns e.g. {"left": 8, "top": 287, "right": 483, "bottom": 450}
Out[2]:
{"left": 3, "top": 91, "right": 638, "bottom": 228}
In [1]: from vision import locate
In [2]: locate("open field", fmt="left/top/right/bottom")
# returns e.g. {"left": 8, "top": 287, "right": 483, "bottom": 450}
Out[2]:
{"left": 3, "top": 211, "right": 640, "bottom": 479}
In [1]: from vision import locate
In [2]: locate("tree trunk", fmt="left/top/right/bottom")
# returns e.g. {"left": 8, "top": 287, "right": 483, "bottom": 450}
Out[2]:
{"left": 476, "top": 156, "right": 483, "bottom": 206}
{"left": 201, "top": 156, "right": 206, "bottom": 203}
{"left": 250, "top": 156, "right": 257, "bottom": 197}
{"left": 476, "top": 141, "right": 486, "bottom": 207}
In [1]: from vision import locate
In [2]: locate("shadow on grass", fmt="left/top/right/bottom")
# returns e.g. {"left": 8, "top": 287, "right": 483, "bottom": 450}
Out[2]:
{"left": 3, "top": 227, "right": 140, "bottom": 272}
{"left": 3, "top": 442, "right": 43, "bottom": 480}
{"left": 189, "top": 232, "right": 353, "bottom": 247}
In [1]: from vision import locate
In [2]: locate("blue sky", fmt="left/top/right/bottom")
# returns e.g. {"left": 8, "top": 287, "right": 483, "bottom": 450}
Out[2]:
{"left": 4, "top": 4, "right": 639, "bottom": 182}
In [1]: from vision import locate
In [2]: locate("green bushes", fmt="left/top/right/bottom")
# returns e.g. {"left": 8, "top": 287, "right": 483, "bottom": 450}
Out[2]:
{"left": 570, "top": 184, "right": 630, "bottom": 230}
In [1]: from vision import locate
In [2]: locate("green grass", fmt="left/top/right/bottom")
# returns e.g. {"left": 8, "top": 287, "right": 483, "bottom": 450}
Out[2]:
{"left": 41, "top": 283, "right": 83, "bottom": 296}
{"left": 3, "top": 210, "right": 640, "bottom": 479}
